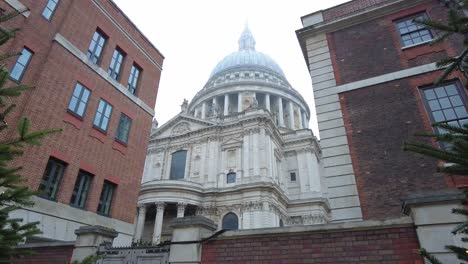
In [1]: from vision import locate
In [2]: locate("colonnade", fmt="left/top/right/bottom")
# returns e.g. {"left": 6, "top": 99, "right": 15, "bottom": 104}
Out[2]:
{"left": 193, "top": 92, "right": 309, "bottom": 130}
{"left": 134, "top": 202, "right": 187, "bottom": 244}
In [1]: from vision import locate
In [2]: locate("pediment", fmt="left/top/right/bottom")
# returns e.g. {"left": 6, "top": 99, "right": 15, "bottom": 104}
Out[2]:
{"left": 152, "top": 114, "right": 215, "bottom": 139}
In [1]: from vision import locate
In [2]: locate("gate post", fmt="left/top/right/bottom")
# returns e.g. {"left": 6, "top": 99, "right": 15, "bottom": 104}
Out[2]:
{"left": 71, "top": 225, "right": 118, "bottom": 262}
{"left": 168, "top": 216, "right": 217, "bottom": 264}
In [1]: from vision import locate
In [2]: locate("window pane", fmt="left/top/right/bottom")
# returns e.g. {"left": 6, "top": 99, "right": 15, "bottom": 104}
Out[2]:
{"left": 433, "top": 110, "right": 445, "bottom": 122}
{"left": 38, "top": 158, "right": 66, "bottom": 200}
{"left": 455, "top": 106, "right": 468, "bottom": 118}
{"left": 443, "top": 108, "right": 457, "bottom": 120}
{"left": 450, "top": 96, "right": 463, "bottom": 107}
{"left": 424, "top": 89, "right": 436, "bottom": 100}
{"left": 10, "top": 48, "right": 33, "bottom": 81}
{"left": 435, "top": 87, "right": 447, "bottom": 98}
{"left": 428, "top": 100, "right": 440, "bottom": 111}
{"left": 439, "top": 97, "right": 451, "bottom": 108}
{"left": 170, "top": 151, "right": 187, "bottom": 180}
{"left": 445, "top": 85, "right": 458, "bottom": 96}
{"left": 68, "top": 83, "right": 90, "bottom": 117}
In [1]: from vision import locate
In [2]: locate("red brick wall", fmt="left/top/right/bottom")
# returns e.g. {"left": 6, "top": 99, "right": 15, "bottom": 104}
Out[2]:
{"left": 0, "top": 0, "right": 163, "bottom": 223}
{"left": 202, "top": 226, "right": 423, "bottom": 264}
{"left": 13, "top": 245, "right": 74, "bottom": 264}
{"left": 340, "top": 71, "right": 456, "bottom": 220}
{"left": 327, "top": 0, "right": 463, "bottom": 85}
{"left": 323, "top": 0, "right": 393, "bottom": 22}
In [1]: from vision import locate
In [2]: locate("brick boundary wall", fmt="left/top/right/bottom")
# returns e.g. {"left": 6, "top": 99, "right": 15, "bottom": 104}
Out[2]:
{"left": 12, "top": 244, "right": 74, "bottom": 264}
{"left": 201, "top": 218, "right": 423, "bottom": 264}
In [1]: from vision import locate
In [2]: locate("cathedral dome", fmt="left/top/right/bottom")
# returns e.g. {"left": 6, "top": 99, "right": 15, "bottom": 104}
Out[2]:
{"left": 187, "top": 26, "right": 311, "bottom": 129}
{"left": 208, "top": 26, "right": 286, "bottom": 81}
{"left": 209, "top": 50, "right": 285, "bottom": 79}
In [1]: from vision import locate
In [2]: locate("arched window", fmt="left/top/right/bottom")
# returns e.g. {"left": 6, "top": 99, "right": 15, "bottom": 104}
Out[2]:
{"left": 279, "top": 219, "right": 284, "bottom": 227}
{"left": 170, "top": 150, "right": 187, "bottom": 180}
{"left": 222, "top": 212, "right": 239, "bottom": 230}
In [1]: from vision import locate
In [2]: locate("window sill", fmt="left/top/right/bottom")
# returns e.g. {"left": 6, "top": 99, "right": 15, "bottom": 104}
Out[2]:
{"left": 401, "top": 40, "right": 432, "bottom": 51}
{"left": 112, "top": 140, "right": 127, "bottom": 155}
{"left": 89, "top": 127, "right": 106, "bottom": 144}
{"left": 63, "top": 111, "right": 83, "bottom": 129}
{"left": 37, "top": 195, "right": 58, "bottom": 203}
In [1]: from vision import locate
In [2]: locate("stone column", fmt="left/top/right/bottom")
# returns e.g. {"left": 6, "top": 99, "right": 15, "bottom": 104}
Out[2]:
{"left": 201, "top": 102, "right": 206, "bottom": 119}
{"left": 152, "top": 202, "right": 166, "bottom": 244}
{"left": 265, "top": 93, "right": 270, "bottom": 111}
{"left": 194, "top": 107, "right": 199, "bottom": 118}
{"left": 224, "top": 94, "right": 229, "bottom": 115}
{"left": 302, "top": 111, "right": 308, "bottom": 128}
{"left": 238, "top": 93, "right": 243, "bottom": 112}
{"left": 243, "top": 132, "right": 250, "bottom": 178}
{"left": 134, "top": 204, "right": 147, "bottom": 241}
{"left": 288, "top": 100, "right": 295, "bottom": 130}
{"left": 298, "top": 107, "right": 304, "bottom": 129}
{"left": 252, "top": 130, "right": 259, "bottom": 177}
{"left": 277, "top": 97, "right": 284, "bottom": 127}
{"left": 177, "top": 203, "right": 187, "bottom": 218}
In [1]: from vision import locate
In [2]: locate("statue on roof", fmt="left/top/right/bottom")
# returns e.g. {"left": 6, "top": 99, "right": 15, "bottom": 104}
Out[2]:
{"left": 181, "top": 99, "right": 188, "bottom": 113}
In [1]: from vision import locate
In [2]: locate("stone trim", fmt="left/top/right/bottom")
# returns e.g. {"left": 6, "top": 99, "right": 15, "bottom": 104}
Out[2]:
{"left": 53, "top": 33, "right": 155, "bottom": 116}
{"left": 75, "top": 225, "right": 118, "bottom": 238}
{"left": 16, "top": 241, "right": 75, "bottom": 249}
{"left": 4, "top": 0, "right": 30, "bottom": 17}
{"left": 217, "top": 217, "right": 413, "bottom": 239}
{"left": 170, "top": 216, "right": 217, "bottom": 231}
{"left": 402, "top": 189, "right": 464, "bottom": 215}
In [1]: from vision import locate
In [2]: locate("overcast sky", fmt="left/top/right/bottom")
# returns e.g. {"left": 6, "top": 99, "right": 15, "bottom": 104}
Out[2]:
{"left": 112, "top": 0, "right": 348, "bottom": 137}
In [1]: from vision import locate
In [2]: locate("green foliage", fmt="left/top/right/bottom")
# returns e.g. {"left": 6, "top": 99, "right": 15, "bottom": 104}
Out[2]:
{"left": 404, "top": 4, "right": 468, "bottom": 263}
{"left": 0, "top": 9, "right": 61, "bottom": 262}
{"left": 414, "top": 0, "right": 468, "bottom": 86}
{"left": 404, "top": 123, "right": 468, "bottom": 263}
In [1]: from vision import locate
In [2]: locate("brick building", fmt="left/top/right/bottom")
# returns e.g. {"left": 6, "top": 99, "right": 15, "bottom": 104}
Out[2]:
{"left": 295, "top": 0, "right": 467, "bottom": 261}
{"left": 1, "top": 0, "right": 163, "bottom": 246}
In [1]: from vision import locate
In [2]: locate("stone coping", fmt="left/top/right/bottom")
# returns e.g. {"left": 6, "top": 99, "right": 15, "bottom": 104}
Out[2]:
{"left": 16, "top": 241, "right": 75, "bottom": 249}
{"left": 402, "top": 189, "right": 465, "bottom": 215}
{"left": 213, "top": 217, "right": 413, "bottom": 240}
{"left": 75, "top": 225, "right": 118, "bottom": 238}
{"left": 170, "top": 216, "right": 217, "bottom": 231}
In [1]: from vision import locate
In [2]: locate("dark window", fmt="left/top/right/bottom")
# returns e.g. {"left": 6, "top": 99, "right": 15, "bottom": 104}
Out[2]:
{"left": 421, "top": 81, "right": 468, "bottom": 138}
{"left": 227, "top": 172, "right": 236, "bottom": 183}
{"left": 41, "top": 0, "right": 59, "bottom": 20}
{"left": 68, "top": 83, "right": 91, "bottom": 118}
{"left": 170, "top": 150, "right": 187, "bottom": 180}
{"left": 290, "top": 172, "right": 296, "bottom": 182}
{"left": 10, "top": 47, "right": 33, "bottom": 82}
{"left": 87, "top": 30, "right": 107, "bottom": 64}
{"left": 222, "top": 212, "right": 239, "bottom": 230}
{"left": 93, "top": 99, "right": 112, "bottom": 132}
{"left": 115, "top": 113, "right": 132, "bottom": 144}
{"left": 70, "top": 170, "right": 92, "bottom": 208}
{"left": 108, "top": 48, "right": 125, "bottom": 80}
{"left": 97, "top": 181, "right": 116, "bottom": 216}
{"left": 279, "top": 219, "right": 284, "bottom": 227}
{"left": 395, "top": 13, "right": 433, "bottom": 47}
{"left": 38, "top": 158, "right": 67, "bottom": 200}
{"left": 127, "top": 64, "right": 141, "bottom": 95}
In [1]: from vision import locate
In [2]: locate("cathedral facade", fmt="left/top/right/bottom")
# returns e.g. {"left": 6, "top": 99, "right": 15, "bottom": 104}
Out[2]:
{"left": 134, "top": 27, "right": 329, "bottom": 244}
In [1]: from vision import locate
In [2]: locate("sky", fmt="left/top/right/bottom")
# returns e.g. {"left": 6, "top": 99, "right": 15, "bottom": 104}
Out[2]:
{"left": 112, "top": 0, "right": 348, "bottom": 137}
